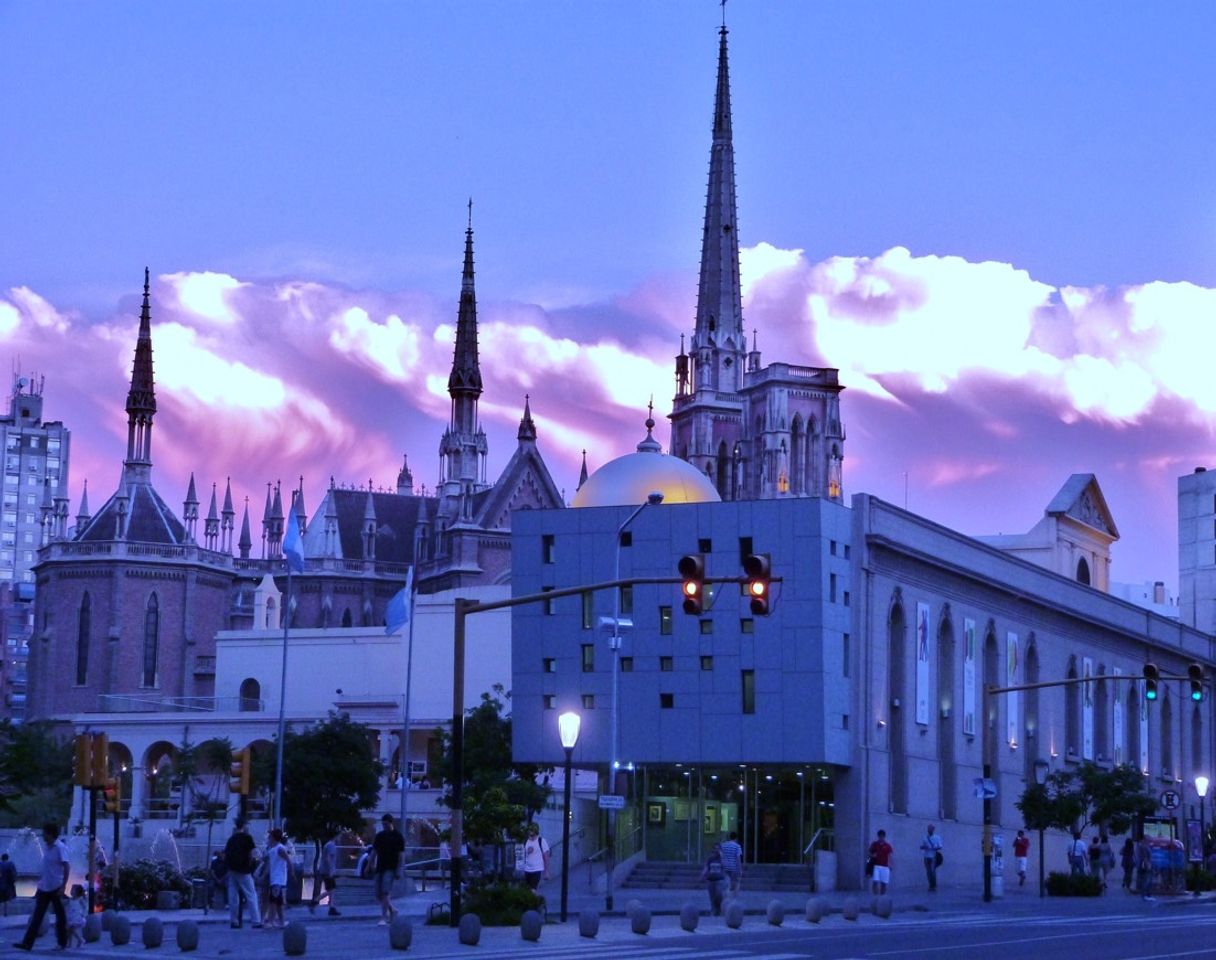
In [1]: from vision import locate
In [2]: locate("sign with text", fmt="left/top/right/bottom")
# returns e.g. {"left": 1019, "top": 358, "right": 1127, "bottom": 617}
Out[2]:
{"left": 597, "top": 794, "right": 626, "bottom": 810}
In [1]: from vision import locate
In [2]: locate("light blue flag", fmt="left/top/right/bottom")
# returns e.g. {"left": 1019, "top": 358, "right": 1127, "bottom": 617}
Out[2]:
{"left": 283, "top": 509, "right": 305, "bottom": 574}
{"left": 385, "top": 566, "right": 414, "bottom": 635}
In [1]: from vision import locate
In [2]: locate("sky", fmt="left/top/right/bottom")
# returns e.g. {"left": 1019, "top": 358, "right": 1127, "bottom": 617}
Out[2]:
{"left": 3, "top": 1, "right": 1216, "bottom": 590}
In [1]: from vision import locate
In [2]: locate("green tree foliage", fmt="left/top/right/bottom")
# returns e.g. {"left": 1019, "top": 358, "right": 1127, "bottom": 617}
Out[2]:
{"left": 0, "top": 721, "right": 73, "bottom": 827}
{"left": 1017, "top": 761, "right": 1156, "bottom": 837}
{"left": 434, "top": 686, "right": 553, "bottom": 847}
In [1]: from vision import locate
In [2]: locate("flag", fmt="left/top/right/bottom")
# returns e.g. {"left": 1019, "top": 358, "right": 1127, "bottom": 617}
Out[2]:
{"left": 385, "top": 566, "right": 414, "bottom": 635}
{"left": 283, "top": 509, "right": 305, "bottom": 574}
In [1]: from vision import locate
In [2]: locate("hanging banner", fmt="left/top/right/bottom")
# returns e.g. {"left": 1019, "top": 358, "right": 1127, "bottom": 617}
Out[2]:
{"left": 1082, "top": 657, "right": 1095, "bottom": 760}
{"left": 1138, "top": 678, "right": 1150, "bottom": 774}
{"left": 1112, "top": 666, "right": 1124, "bottom": 766}
{"left": 915, "top": 602, "right": 931, "bottom": 725}
{"left": 962, "top": 618, "right": 977, "bottom": 737}
{"left": 1006, "top": 632, "right": 1019, "bottom": 745}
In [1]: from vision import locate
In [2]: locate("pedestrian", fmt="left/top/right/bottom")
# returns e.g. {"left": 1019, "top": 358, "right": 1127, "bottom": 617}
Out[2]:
{"left": 719, "top": 831, "right": 744, "bottom": 895}
{"left": 1098, "top": 834, "right": 1115, "bottom": 891}
{"left": 309, "top": 829, "right": 341, "bottom": 916}
{"left": 0, "top": 852, "right": 17, "bottom": 916}
{"left": 224, "top": 818, "right": 263, "bottom": 929}
{"left": 1068, "top": 831, "right": 1087, "bottom": 877}
{"left": 699, "top": 842, "right": 727, "bottom": 916}
{"left": 1120, "top": 838, "right": 1135, "bottom": 892}
{"left": 263, "top": 828, "right": 291, "bottom": 929}
{"left": 14, "top": 821, "right": 70, "bottom": 952}
{"left": 1136, "top": 836, "right": 1155, "bottom": 901}
{"left": 1013, "top": 830, "right": 1030, "bottom": 887}
{"left": 868, "top": 829, "right": 894, "bottom": 895}
{"left": 65, "top": 883, "right": 86, "bottom": 948}
{"left": 521, "top": 823, "right": 550, "bottom": 890}
{"left": 369, "top": 813, "right": 405, "bottom": 925}
{"left": 208, "top": 851, "right": 228, "bottom": 910}
{"left": 919, "top": 824, "right": 943, "bottom": 891}
{"left": 1088, "top": 835, "right": 1103, "bottom": 889}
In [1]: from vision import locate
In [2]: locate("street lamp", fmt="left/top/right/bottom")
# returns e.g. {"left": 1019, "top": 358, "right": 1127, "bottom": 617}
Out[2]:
{"left": 558, "top": 711, "right": 582, "bottom": 922}
{"left": 606, "top": 490, "right": 663, "bottom": 911}
{"left": 1034, "top": 758, "right": 1050, "bottom": 899}
{"left": 1195, "top": 775, "right": 1209, "bottom": 898}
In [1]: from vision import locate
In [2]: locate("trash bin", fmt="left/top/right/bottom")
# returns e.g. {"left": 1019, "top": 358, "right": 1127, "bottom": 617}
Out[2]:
{"left": 286, "top": 860, "right": 304, "bottom": 905}
{"left": 189, "top": 878, "right": 208, "bottom": 909}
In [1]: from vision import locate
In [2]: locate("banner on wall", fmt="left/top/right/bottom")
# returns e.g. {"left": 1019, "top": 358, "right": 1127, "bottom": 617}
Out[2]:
{"left": 916, "top": 602, "right": 931, "bottom": 725}
{"left": 1082, "top": 657, "right": 1095, "bottom": 760}
{"left": 963, "top": 618, "right": 977, "bottom": 737}
{"left": 1139, "top": 678, "right": 1150, "bottom": 773}
{"left": 1006, "top": 632, "right": 1019, "bottom": 745}
{"left": 1112, "top": 666, "right": 1124, "bottom": 765}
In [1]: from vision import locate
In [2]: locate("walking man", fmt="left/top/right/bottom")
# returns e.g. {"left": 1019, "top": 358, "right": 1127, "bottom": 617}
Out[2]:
{"left": 14, "top": 822, "right": 69, "bottom": 952}
{"left": 1013, "top": 830, "right": 1030, "bottom": 886}
{"left": 369, "top": 813, "right": 405, "bottom": 925}
{"left": 224, "top": 818, "right": 262, "bottom": 929}
{"left": 919, "top": 824, "right": 943, "bottom": 891}
{"left": 719, "top": 831, "right": 744, "bottom": 896}
{"left": 869, "top": 829, "right": 894, "bottom": 896}
{"left": 521, "top": 823, "right": 550, "bottom": 890}
{"left": 309, "top": 830, "right": 340, "bottom": 916}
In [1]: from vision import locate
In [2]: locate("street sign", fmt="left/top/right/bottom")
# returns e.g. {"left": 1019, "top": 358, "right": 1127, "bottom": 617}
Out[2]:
{"left": 1161, "top": 789, "right": 1181, "bottom": 810}
{"left": 597, "top": 794, "right": 626, "bottom": 810}
{"left": 973, "top": 777, "right": 997, "bottom": 800}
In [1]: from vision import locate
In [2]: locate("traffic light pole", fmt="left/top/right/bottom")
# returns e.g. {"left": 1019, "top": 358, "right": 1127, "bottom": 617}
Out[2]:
{"left": 87, "top": 786, "right": 98, "bottom": 914}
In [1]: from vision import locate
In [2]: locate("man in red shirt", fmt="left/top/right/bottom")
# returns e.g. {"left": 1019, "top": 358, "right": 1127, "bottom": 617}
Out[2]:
{"left": 1013, "top": 830, "right": 1031, "bottom": 886}
{"left": 868, "top": 829, "right": 894, "bottom": 895}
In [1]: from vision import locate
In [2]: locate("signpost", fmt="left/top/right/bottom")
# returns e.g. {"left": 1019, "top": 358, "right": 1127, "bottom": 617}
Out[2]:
{"left": 1161, "top": 790, "right": 1181, "bottom": 810}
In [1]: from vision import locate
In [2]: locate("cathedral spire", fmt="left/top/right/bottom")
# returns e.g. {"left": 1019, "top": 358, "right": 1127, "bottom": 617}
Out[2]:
{"left": 517, "top": 394, "right": 537, "bottom": 443}
{"left": 448, "top": 201, "right": 483, "bottom": 401}
{"left": 577, "top": 450, "right": 589, "bottom": 491}
{"left": 238, "top": 497, "right": 252, "bottom": 559}
{"left": 123, "top": 267, "right": 158, "bottom": 482}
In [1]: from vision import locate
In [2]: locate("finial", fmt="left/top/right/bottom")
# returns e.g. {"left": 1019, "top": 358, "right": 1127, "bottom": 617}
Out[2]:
{"left": 647, "top": 396, "right": 655, "bottom": 430}
{"left": 721, "top": 0, "right": 727, "bottom": 31}
{"left": 144, "top": 266, "right": 150, "bottom": 294}
{"left": 637, "top": 400, "right": 662, "bottom": 454}
{"left": 467, "top": 197, "right": 473, "bottom": 231}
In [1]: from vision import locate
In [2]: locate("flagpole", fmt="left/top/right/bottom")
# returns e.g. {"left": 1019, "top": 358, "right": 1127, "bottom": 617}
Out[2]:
{"left": 273, "top": 565, "right": 291, "bottom": 828}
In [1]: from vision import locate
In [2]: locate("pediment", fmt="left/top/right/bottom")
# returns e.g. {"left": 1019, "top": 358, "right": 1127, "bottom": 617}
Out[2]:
{"left": 1045, "top": 474, "right": 1119, "bottom": 540}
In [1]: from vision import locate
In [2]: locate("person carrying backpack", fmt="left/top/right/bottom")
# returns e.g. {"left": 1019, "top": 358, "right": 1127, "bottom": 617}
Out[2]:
{"left": 700, "top": 843, "right": 727, "bottom": 916}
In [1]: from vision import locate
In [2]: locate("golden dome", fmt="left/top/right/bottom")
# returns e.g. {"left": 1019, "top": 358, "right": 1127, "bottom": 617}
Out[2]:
{"left": 572, "top": 413, "right": 722, "bottom": 508}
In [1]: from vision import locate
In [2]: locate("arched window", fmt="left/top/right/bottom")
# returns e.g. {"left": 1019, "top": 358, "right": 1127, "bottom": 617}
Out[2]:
{"left": 75, "top": 592, "right": 91, "bottom": 686}
{"left": 1095, "top": 670, "right": 1110, "bottom": 760}
{"left": 1065, "top": 657, "right": 1079, "bottom": 757}
{"left": 1076, "top": 557, "right": 1091, "bottom": 585}
{"left": 1024, "top": 640, "right": 1040, "bottom": 782}
{"left": 239, "top": 678, "right": 260, "bottom": 712}
{"left": 888, "top": 598, "right": 908, "bottom": 814}
{"left": 142, "top": 592, "right": 159, "bottom": 688}
{"left": 937, "top": 614, "right": 956, "bottom": 819}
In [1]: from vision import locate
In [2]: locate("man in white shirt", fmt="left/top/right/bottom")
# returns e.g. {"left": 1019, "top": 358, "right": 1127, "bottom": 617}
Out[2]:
{"left": 15, "top": 822, "right": 69, "bottom": 951}
{"left": 521, "top": 823, "right": 550, "bottom": 889}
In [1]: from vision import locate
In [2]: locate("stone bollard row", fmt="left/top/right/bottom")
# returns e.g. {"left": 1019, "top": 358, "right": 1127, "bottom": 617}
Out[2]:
{"left": 842, "top": 896, "right": 860, "bottom": 921}
{"left": 176, "top": 919, "right": 200, "bottom": 952}
{"left": 873, "top": 895, "right": 893, "bottom": 919}
{"left": 805, "top": 897, "right": 826, "bottom": 923}
{"left": 578, "top": 910, "right": 599, "bottom": 938}
{"left": 679, "top": 902, "right": 699, "bottom": 932}
{"left": 766, "top": 900, "right": 784, "bottom": 926}
{"left": 520, "top": 910, "right": 543, "bottom": 942}
{"left": 83, "top": 914, "right": 102, "bottom": 943}
{"left": 283, "top": 920, "right": 307, "bottom": 956}
{"left": 458, "top": 913, "right": 481, "bottom": 946}
{"left": 389, "top": 916, "right": 413, "bottom": 950}
{"left": 724, "top": 900, "right": 744, "bottom": 929}
{"left": 142, "top": 916, "right": 164, "bottom": 949}
{"left": 629, "top": 904, "right": 651, "bottom": 935}
{"left": 110, "top": 914, "right": 132, "bottom": 946}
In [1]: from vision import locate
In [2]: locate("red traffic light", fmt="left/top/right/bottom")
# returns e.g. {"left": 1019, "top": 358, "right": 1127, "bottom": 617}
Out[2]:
{"left": 743, "top": 553, "right": 771, "bottom": 615}
{"left": 678, "top": 554, "right": 705, "bottom": 615}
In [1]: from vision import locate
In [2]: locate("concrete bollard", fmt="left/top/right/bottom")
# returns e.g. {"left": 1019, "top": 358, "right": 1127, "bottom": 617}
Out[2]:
{"left": 520, "top": 910, "right": 543, "bottom": 942}
{"left": 101, "top": 911, "right": 115, "bottom": 932}
{"left": 156, "top": 890, "right": 181, "bottom": 911}
{"left": 110, "top": 914, "right": 132, "bottom": 946}
{"left": 679, "top": 902, "right": 699, "bottom": 932}
{"left": 176, "top": 919, "right": 200, "bottom": 952}
{"left": 842, "top": 896, "right": 860, "bottom": 921}
{"left": 805, "top": 897, "right": 826, "bottom": 923}
{"left": 458, "top": 913, "right": 481, "bottom": 946}
{"left": 388, "top": 916, "right": 413, "bottom": 950}
{"left": 625, "top": 898, "right": 644, "bottom": 917}
{"left": 283, "top": 920, "right": 307, "bottom": 956}
{"left": 578, "top": 910, "right": 599, "bottom": 938}
{"left": 83, "top": 914, "right": 102, "bottom": 943}
{"left": 142, "top": 916, "right": 164, "bottom": 949}
{"left": 725, "top": 901, "right": 744, "bottom": 929}
{"left": 766, "top": 900, "right": 784, "bottom": 926}
{"left": 630, "top": 905, "right": 651, "bottom": 935}
{"left": 873, "top": 895, "right": 893, "bottom": 919}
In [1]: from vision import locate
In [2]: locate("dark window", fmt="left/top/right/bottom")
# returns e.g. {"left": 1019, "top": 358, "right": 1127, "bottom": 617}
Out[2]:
{"left": 829, "top": 540, "right": 837, "bottom": 556}
{"left": 142, "top": 592, "right": 159, "bottom": 687}
{"left": 619, "top": 531, "right": 632, "bottom": 548}
{"left": 739, "top": 536, "right": 753, "bottom": 565}
{"left": 581, "top": 591, "right": 593, "bottom": 629}
{"left": 843, "top": 591, "right": 851, "bottom": 607}
{"left": 701, "top": 655, "right": 714, "bottom": 671}
{"left": 75, "top": 592, "right": 90, "bottom": 686}
{"left": 543, "top": 586, "right": 555, "bottom": 615}
{"left": 742, "top": 669, "right": 755, "bottom": 714}
{"left": 843, "top": 633, "right": 851, "bottom": 677}
{"left": 543, "top": 694, "right": 556, "bottom": 710}
{"left": 341, "top": 607, "right": 352, "bottom": 628}
{"left": 542, "top": 534, "right": 555, "bottom": 564}
{"left": 843, "top": 544, "right": 851, "bottom": 559}
{"left": 830, "top": 573, "right": 837, "bottom": 603}
{"left": 1076, "top": 557, "right": 1091, "bottom": 585}
{"left": 659, "top": 606, "right": 673, "bottom": 635}
{"left": 660, "top": 693, "right": 674, "bottom": 709}
{"left": 842, "top": 714, "right": 849, "bottom": 730}
{"left": 581, "top": 644, "right": 594, "bottom": 672}
{"left": 660, "top": 656, "right": 673, "bottom": 672}
{"left": 699, "top": 620, "right": 713, "bottom": 635}
{"left": 239, "top": 678, "right": 260, "bottom": 711}
{"left": 740, "top": 618, "right": 754, "bottom": 634}
{"left": 698, "top": 538, "right": 712, "bottom": 554}
{"left": 620, "top": 657, "right": 634, "bottom": 672}
{"left": 542, "top": 658, "right": 556, "bottom": 673}
{"left": 582, "top": 694, "right": 595, "bottom": 709}
{"left": 619, "top": 585, "right": 633, "bottom": 616}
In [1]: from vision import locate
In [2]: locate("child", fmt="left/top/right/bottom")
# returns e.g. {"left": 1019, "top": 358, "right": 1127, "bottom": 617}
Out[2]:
{"left": 65, "top": 883, "right": 87, "bottom": 947}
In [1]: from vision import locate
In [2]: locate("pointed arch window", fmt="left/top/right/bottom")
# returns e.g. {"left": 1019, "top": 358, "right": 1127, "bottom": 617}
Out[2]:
{"left": 142, "top": 592, "right": 159, "bottom": 688}
{"left": 75, "top": 592, "right": 91, "bottom": 686}
{"left": 1160, "top": 689, "right": 1173, "bottom": 777}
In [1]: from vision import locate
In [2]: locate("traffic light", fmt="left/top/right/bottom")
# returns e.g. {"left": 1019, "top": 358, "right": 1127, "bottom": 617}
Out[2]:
{"left": 1189, "top": 663, "right": 1205, "bottom": 702}
{"left": 102, "top": 777, "right": 121, "bottom": 814}
{"left": 678, "top": 554, "right": 705, "bottom": 615}
{"left": 743, "top": 553, "right": 771, "bottom": 615}
{"left": 229, "top": 747, "right": 251, "bottom": 795}
{"left": 1143, "top": 663, "right": 1160, "bottom": 701}
{"left": 74, "top": 736, "right": 93, "bottom": 787}
{"left": 90, "top": 733, "right": 109, "bottom": 788}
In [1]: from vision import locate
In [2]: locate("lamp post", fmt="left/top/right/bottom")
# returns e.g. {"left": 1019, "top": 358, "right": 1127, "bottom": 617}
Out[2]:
{"left": 1034, "top": 758, "right": 1050, "bottom": 898}
{"left": 606, "top": 490, "right": 663, "bottom": 911}
{"left": 558, "top": 711, "right": 581, "bottom": 922}
{"left": 1195, "top": 775, "right": 1209, "bottom": 897}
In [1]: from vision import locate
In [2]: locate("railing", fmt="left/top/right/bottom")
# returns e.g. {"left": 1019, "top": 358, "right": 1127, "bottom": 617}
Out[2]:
{"left": 98, "top": 694, "right": 263, "bottom": 713}
{"left": 584, "top": 824, "right": 642, "bottom": 891}
{"left": 802, "top": 827, "right": 835, "bottom": 862}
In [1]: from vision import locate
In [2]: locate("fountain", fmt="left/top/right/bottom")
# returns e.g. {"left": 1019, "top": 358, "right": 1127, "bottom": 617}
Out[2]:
{"left": 147, "top": 828, "right": 182, "bottom": 873}
{"left": 4, "top": 827, "right": 44, "bottom": 898}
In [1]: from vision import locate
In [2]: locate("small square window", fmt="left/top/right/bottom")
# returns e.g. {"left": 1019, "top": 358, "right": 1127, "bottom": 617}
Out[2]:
{"left": 542, "top": 658, "right": 556, "bottom": 673}
{"left": 620, "top": 657, "right": 634, "bottom": 672}
{"left": 843, "top": 591, "right": 851, "bottom": 607}
{"left": 699, "top": 620, "right": 713, "bottom": 635}
{"left": 542, "top": 535, "right": 555, "bottom": 564}
{"left": 660, "top": 693, "right": 674, "bottom": 709}
{"left": 619, "top": 531, "right": 632, "bottom": 548}
{"left": 543, "top": 694, "right": 556, "bottom": 710}
{"left": 582, "top": 694, "right": 595, "bottom": 709}
{"left": 830, "top": 540, "right": 837, "bottom": 556}
{"left": 659, "top": 606, "right": 673, "bottom": 636}
{"left": 698, "top": 537, "right": 712, "bottom": 554}
{"left": 660, "top": 656, "right": 673, "bottom": 672}
{"left": 843, "top": 634, "right": 850, "bottom": 678}
{"left": 740, "top": 618, "right": 754, "bottom": 634}
{"left": 581, "top": 644, "right": 594, "bottom": 672}
{"left": 700, "top": 655, "right": 713, "bottom": 671}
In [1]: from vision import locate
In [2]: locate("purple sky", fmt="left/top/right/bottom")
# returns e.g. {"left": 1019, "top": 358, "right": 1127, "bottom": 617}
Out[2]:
{"left": 4, "top": 2, "right": 1216, "bottom": 589}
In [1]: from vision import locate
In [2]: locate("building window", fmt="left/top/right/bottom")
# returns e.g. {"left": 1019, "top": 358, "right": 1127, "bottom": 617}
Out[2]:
{"left": 542, "top": 534, "right": 555, "bottom": 563}
{"left": 581, "top": 644, "right": 595, "bottom": 672}
{"left": 620, "top": 656, "right": 634, "bottom": 672}
{"left": 619, "top": 531, "right": 632, "bottom": 548}
{"left": 659, "top": 606, "right": 673, "bottom": 635}
{"left": 843, "top": 633, "right": 850, "bottom": 677}
{"left": 542, "top": 658, "right": 556, "bottom": 673}
{"left": 740, "top": 618, "right": 754, "bottom": 634}
{"left": 75, "top": 592, "right": 90, "bottom": 686}
{"left": 142, "top": 592, "right": 159, "bottom": 687}
{"left": 543, "top": 586, "right": 555, "bottom": 615}
{"left": 843, "top": 591, "right": 851, "bottom": 607}
{"left": 581, "top": 694, "right": 595, "bottom": 709}
{"left": 844, "top": 544, "right": 851, "bottom": 559}
{"left": 842, "top": 714, "right": 849, "bottom": 730}
{"left": 830, "top": 573, "right": 837, "bottom": 603}
{"left": 700, "top": 655, "right": 713, "bottom": 671}
{"left": 830, "top": 540, "right": 837, "bottom": 556}
{"left": 619, "top": 585, "right": 633, "bottom": 616}
{"left": 742, "top": 670, "right": 755, "bottom": 714}
{"left": 543, "top": 694, "right": 556, "bottom": 710}
{"left": 738, "top": 536, "right": 753, "bottom": 564}
{"left": 581, "top": 591, "right": 593, "bottom": 629}
{"left": 660, "top": 656, "right": 673, "bottom": 672}
{"left": 660, "top": 693, "right": 674, "bottom": 709}
{"left": 699, "top": 620, "right": 713, "bottom": 635}
{"left": 239, "top": 677, "right": 260, "bottom": 711}
{"left": 698, "top": 538, "right": 712, "bottom": 553}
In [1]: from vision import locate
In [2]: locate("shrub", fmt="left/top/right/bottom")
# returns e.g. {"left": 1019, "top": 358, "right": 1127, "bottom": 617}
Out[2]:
{"left": 460, "top": 880, "right": 544, "bottom": 926}
{"left": 1185, "top": 870, "right": 1216, "bottom": 892}
{"left": 115, "top": 858, "right": 192, "bottom": 910}
{"left": 1045, "top": 871, "right": 1102, "bottom": 897}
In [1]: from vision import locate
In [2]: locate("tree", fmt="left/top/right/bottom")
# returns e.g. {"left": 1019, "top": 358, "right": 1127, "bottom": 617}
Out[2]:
{"left": 173, "top": 737, "right": 234, "bottom": 853}
{"left": 1016, "top": 761, "right": 1156, "bottom": 837}
{"left": 0, "top": 721, "right": 73, "bottom": 828}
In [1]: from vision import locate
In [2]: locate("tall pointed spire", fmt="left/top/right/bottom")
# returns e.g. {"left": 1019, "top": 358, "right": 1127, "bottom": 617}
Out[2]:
{"left": 449, "top": 201, "right": 483, "bottom": 400}
{"left": 577, "top": 451, "right": 589, "bottom": 491}
{"left": 238, "top": 497, "right": 252, "bottom": 559}
{"left": 123, "top": 267, "right": 158, "bottom": 482}
{"left": 75, "top": 479, "right": 91, "bottom": 531}
{"left": 517, "top": 394, "right": 537, "bottom": 443}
